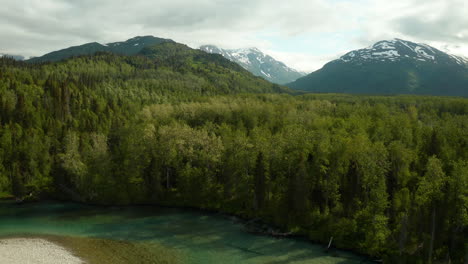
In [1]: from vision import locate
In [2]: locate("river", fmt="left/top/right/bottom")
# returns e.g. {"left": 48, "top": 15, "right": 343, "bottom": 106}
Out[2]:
{"left": 0, "top": 201, "right": 366, "bottom": 264}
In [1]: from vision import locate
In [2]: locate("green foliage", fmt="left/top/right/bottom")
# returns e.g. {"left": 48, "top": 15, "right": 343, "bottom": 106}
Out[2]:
{"left": 0, "top": 171, "right": 10, "bottom": 194}
{"left": 416, "top": 157, "right": 446, "bottom": 206}
{"left": 1, "top": 52, "right": 467, "bottom": 263}
{"left": 288, "top": 58, "right": 468, "bottom": 97}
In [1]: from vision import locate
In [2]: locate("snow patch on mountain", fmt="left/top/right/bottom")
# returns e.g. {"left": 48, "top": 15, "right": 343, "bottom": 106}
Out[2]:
{"left": 231, "top": 49, "right": 252, "bottom": 65}
{"left": 398, "top": 40, "right": 414, "bottom": 51}
{"left": 199, "top": 45, "right": 305, "bottom": 84}
{"left": 261, "top": 70, "right": 271, "bottom": 78}
{"left": 450, "top": 55, "right": 468, "bottom": 66}
{"left": 337, "top": 39, "right": 467, "bottom": 67}
{"left": 372, "top": 50, "right": 400, "bottom": 58}
{"left": 414, "top": 46, "right": 434, "bottom": 60}
{"left": 373, "top": 41, "right": 396, "bottom": 50}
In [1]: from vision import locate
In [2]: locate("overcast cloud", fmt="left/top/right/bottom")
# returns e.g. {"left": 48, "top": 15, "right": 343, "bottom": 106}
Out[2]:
{"left": 0, "top": 0, "right": 466, "bottom": 71}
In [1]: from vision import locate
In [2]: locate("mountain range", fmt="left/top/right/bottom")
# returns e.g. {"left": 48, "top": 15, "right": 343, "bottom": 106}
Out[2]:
{"left": 27, "top": 36, "right": 174, "bottom": 63}
{"left": 18, "top": 37, "right": 288, "bottom": 97}
{"left": 288, "top": 39, "right": 468, "bottom": 96}
{"left": 26, "top": 36, "right": 305, "bottom": 85}
{"left": 200, "top": 45, "right": 305, "bottom": 84}
{"left": 21, "top": 36, "right": 468, "bottom": 97}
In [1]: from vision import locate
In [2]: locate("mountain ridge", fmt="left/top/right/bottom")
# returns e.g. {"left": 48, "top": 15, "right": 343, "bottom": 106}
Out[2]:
{"left": 27, "top": 36, "right": 174, "bottom": 63}
{"left": 15, "top": 37, "right": 289, "bottom": 96}
{"left": 200, "top": 45, "right": 305, "bottom": 84}
{"left": 337, "top": 38, "right": 467, "bottom": 66}
{"left": 288, "top": 39, "right": 468, "bottom": 96}
{"left": 0, "top": 53, "right": 25, "bottom": 60}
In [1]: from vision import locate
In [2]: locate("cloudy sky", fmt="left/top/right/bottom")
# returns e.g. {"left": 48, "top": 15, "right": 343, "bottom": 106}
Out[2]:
{"left": 1, "top": 0, "right": 467, "bottom": 72}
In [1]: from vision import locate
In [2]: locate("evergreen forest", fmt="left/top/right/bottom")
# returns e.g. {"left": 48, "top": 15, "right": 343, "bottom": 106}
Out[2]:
{"left": 0, "top": 47, "right": 467, "bottom": 263}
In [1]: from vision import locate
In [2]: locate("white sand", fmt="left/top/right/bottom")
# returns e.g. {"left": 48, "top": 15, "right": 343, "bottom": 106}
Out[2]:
{"left": 0, "top": 238, "right": 84, "bottom": 264}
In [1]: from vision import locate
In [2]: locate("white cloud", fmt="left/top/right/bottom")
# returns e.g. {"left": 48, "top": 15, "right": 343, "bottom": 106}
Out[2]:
{"left": 0, "top": 0, "right": 466, "bottom": 71}
{"left": 353, "top": 0, "right": 468, "bottom": 49}
{"left": 264, "top": 49, "right": 343, "bottom": 73}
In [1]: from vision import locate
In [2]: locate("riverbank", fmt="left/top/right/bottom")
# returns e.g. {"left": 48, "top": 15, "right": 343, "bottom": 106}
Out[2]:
{"left": 0, "top": 200, "right": 376, "bottom": 263}
{"left": 0, "top": 235, "right": 181, "bottom": 264}
{"left": 0, "top": 237, "right": 83, "bottom": 264}
{"left": 0, "top": 192, "right": 14, "bottom": 200}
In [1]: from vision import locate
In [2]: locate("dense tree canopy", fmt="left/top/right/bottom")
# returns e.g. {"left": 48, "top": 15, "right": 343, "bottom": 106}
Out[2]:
{"left": 0, "top": 54, "right": 467, "bottom": 263}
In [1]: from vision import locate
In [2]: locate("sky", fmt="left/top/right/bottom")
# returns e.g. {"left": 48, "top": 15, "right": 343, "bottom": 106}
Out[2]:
{"left": 0, "top": 0, "right": 467, "bottom": 72}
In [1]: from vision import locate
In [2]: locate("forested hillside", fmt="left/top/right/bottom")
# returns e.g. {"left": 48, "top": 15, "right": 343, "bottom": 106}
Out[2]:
{"left": 288, "top": 39, "right": 468, "bottom": 97}
{"left": 0, "top": 51, "right": 467, "bottom": 263}
{"left": 27, "top": 36, "right": 174, "bottom": 63}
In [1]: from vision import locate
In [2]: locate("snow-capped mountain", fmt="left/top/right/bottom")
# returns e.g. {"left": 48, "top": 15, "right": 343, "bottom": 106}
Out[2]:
{"left": 200, "top": 45, "right": 305, "bottom": 84}
{"left": 338, "top": 39, "right": 468, "bottom": 67}
{"left": 288, "top": 39, "right": 468, "bottom": 97}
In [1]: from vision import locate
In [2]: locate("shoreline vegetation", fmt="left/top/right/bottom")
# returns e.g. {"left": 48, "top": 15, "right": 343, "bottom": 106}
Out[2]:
{"left": 0, "top": 192, "right": 14, "bottom": 200}
{"left": 0, "top": 235, "right": 181, "bottom": 264}
{"left": 1, "top": 200, "right": 378, "bottom": 262}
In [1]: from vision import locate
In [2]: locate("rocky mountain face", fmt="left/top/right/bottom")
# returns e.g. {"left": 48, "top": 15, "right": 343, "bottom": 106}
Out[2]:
{"left": 288, "top": 39, "right": 468, "bottom": 96}
{"left": 200, "top": 45, "right": 305, "bottom": 84}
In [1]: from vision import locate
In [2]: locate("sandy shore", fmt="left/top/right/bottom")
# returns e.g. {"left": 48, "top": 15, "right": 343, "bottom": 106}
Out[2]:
{"left": 0, "top": 238, "right": 84, "bottom": 264}
{"left": 0, "top": 235, "right": 181, "bottom": 264}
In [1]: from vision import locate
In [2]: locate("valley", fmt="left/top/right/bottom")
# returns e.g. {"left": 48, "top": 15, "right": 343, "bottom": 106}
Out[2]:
{"left": 0, "top": 30, "right": 467, "bottom": 264}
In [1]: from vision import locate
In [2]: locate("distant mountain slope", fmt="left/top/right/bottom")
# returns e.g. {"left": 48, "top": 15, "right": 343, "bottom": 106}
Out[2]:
{"left": 17, "top": 40, "right": 288, "bottom": 96}
{"left": 0, "top": 53, "right": 24, "bottom": 60}
{"left": 200, "top": 45, "right": 305, "bottom": 84}
{"left": 27, "top": 36, "right": 174, "bottom": 63}
{"left": 137, "top": 42, "right": 289, "bottom": 94}
{"left": 288, "top": 39, "right": 468, "bottom": 96}
{"left": 107, "top": 36, "right": 174, "bottom": 55}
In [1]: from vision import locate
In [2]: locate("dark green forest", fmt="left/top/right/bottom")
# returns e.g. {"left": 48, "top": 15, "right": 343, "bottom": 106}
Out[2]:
{"left": 0, "top": 49, "right": 467, "bottom": 263}
{"left": 287, "top": 39, "right": 468, "bottom": 97}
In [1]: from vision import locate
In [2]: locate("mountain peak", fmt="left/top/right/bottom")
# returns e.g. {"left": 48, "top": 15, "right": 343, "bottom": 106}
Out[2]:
{"left": 339, "top": 39, "right": 466, "bottom": 67}
{"left": 288, "top": 38, "right": 468, "bottom": 96}
{"left": 242, "top": 47, "right": 261, "bottom": 53}
{"left": 107, "top": 35, "right": 173, "bottom": 47}
{"left": 200, "top": 45, "right": 304, "bottom": 84}
{"left": 28, "top": 36, "right": 174, "bottom": 63}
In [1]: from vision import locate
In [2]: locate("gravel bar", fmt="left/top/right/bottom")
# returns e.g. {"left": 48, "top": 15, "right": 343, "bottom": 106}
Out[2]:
{"left": 0, "top": 238, "right": 84, "bottom": 264}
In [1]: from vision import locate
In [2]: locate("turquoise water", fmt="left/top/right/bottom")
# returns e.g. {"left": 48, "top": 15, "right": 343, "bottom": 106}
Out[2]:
{"left": 0, "top": 201, "right": 365, "bottom": 264}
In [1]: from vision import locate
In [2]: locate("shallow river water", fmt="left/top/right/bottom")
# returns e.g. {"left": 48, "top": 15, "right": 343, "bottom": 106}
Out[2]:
{"left": 0, "top": 201, "right": 367, "bottom": 264}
